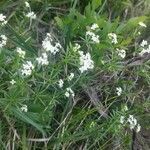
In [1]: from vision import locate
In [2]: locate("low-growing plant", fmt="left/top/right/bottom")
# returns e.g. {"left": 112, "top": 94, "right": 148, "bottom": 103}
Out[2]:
{"left": 0, "top": 0, "right": 149, "bottom": 149}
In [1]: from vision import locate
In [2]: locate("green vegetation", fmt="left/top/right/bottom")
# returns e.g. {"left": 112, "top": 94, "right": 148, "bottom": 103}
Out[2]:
{"left": 0, "top": 0, "right": 149, "bottom": 149}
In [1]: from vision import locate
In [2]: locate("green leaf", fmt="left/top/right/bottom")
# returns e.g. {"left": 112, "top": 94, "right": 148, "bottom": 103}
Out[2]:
{"left": 6, "top": 24, "right": 37, "bottom": 55}
{"left": 121, "top": 16, "right": 148, "bottom": 33}
{"left": 12, "top": 108, "right": 45, "bottom": 134}
{"left": 92, "top": 0, "right": 102, "bottom": 10}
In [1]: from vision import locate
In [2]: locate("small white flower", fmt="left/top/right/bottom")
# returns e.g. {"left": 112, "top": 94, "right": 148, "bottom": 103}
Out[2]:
{"left": 75, "top": 43, "right": 81, "bottom": 49}
{"left": 21, "top": 105, "right": 28, "bottom": 112}
{"left": 65, "top": 91, "right": 70, "bottom": 97}
{"left": 25, "top": 1, "right": 30, "bottom": 7}
{"left": 0, "top": 14, "right": 7, "bottom": 26}
{"left": 58, "top": 79, "right": 64, "bottom": 88}
{"left": 21, "top": 61, "right": 34, "bottom": 76}
{"left": 116, "top": 87, "right": 122, "bottom": 96}
{"left": 26, "top": 11, "right": 36, "bottom": 19}
{"left": 120, "top": 114, "right": 141, "bottom": 132}
{"left": 16, "top": 47, "right": 26, "bottom": 58}
{"left": 91, "top": 23, "right": 99, "bottom": 30}
{"left": 136, "top": 124, "right": 141, "bottom": 133}
{"left": 116, "top": 49, "right": 126, "bottom": 58}
{"left": 91, "top": 35, "right": 100, "bottom": 43}
{"left": 67, "top": 73, "right": 74, "bottom": 81}
{"left": 86, "top": 31, "right": 100, "bottom": 43}
{"left": 139, "top": 45, "right": 150, "bottom": 56}
{"left": 86, "top": 31, "right": 94, "bottom": 37}
{"left": 127, "top": 115, "right": 137, "bottom": 130}
{"left": 138, "top": 22, "right": 147, "bottom": 28}
{"left": 0, "top": 35, "right": 7, "bottom": 48}
{"left": 120, "top": 116, "right": 125, "bottom": 124}
{"left": 124, "top": 105, "right": 128, "bottom": 111}
{"left": 79, "top": 51, "right": 94, "bottom": 73}
{"left": 36, "top": 53, "right": 49, "bottom": 66}
{"left": 108, "top": 33, "right": 118, "bottom": 44}
{"left": 65, "top": 88, "right": 75, "bottom": 98}
{"left": 0, "top": 14, "right": 6, "bottom": 22}
{"left": 73, "top": 43, "right": 81, "bottom": 52}
{"left": 10, "top": 79, "right": 16, "bottom": 85}
{"left": 42, "top": 33, "right": 62, "bottom": 55}
{"left": 140, "top": 40, "right": 147, "bottom": 47}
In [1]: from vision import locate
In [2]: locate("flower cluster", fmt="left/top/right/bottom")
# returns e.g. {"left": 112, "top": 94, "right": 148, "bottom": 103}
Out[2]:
{"left": 10, "top": 79, "right": 16, "bottom": 85}
{"left": 138, "top": 21, "right": 147, "bottom": 28}
{"left": 139, "top": 40, "right": 150, "bottom": 56}
{"left": 26, "top": 12, "right": 36, "bottom": 19}
{"left": 42, "top": 33, "right": 62, "bottom": 55}
{"left": 65, "top": 88, "right": 75, "bottom": 98}
{"left": 16, "top": 47, "right": 26, "bottom": 58}
{"left": 116, "top": 48, "right": 126, "bottom": 58}
{"left": 86, "top": 31, "right": 100, "bottom": 43}
{"left": 108, "top": 33, "right": 118, "bottom": 44}
{"left": 90, "top": 23, "right": 99, "bottom": 30}
{"left": 116, "top": 87, "right": 122, "bottom": 96}
{"left": 120, "top": 115, "right": 141, "bottom": 133}
{"left": 0, "top": 35, "right": 7, "bottom": 48}
{"left": 25, "top": 1, "right": 30, "bottom": 7}
{"left": 21, "top": 61, "right": 34, "bottom": 76}
{"left": 21, "top": 105, "right": 28, "bottom": 112}
{"left": 73, "top": 43, "right": 81, "bottom": 52}
{"left": 86, "top": 24, "right": 100, "bottom": 43}
{"left": 25, "top": 2, "right": 36, "bottom": 19}
{"left": 36, "top": 53, "right": 49, "bottom": 66}
{"left": 67, "top": 73, "right": 74, "bottom": 81}
{"left": 58, "top": 79, "right": 64, "bottom": 88}
{"left": 0, "top": 13, "right": 7, "bottom": 26}
{"left": 78, "top": 51, "right": 94, "bottom": 73}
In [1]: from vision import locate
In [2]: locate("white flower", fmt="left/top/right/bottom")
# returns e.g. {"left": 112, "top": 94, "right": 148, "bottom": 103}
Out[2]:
{"left": 91, "top": 23, "right": 99, "bottom": 30}
{"left": 78, "top": 51, "right": 94, "bottom": 73}
{"left": 91, "top": 35, "right": 100, "bottom": 43}
{"left": 65, "top": 88, "right": 75, "bottom": 98}
{"left": 136, "top": 124, "right": 141, "bottom": 133}
{"left": 0, "top": 14, "right": 6, "bottom": 22}
{"left": 139, "top": 45, "right": 150, "bottom": 56}
{"left": 21, "top": 61, "right": 34, "bottom": 76}
{"left": 65, "top": 91, "right": 70, "bottom": 97}
{"left": 10, "top": 79, "right": 16, "bottom": 85}
{"left": 86, "top": 31, "right": 100, "bottom": 43}
{"left": 116, "top": 49, "right": 126, "bottom": 58}
{"left": 73, "top": 43, "right": 81, "bottom": 52}
{"left": 86, "top": 31, "right": 94, "bottom": 36}
{"left": 16, "top": 47, "right": 26, "bottom": 58}
{"left": 124, "top": 105, "right": 128, "bottom": 111}
{"left": 108, "top": 33, "right": 118, "bottom": 44}
{"left": 116, "top": 87, "right": 122, "bottom": 96}
{"left": 58, "top": 79, "right": 64, "bottom": 88}
{"left": 67, "top": 73, "right": 74, "bottom": 81}
{"left": 21, "top": 105, "right": 28, "bottom": 112}
{"left": 25, "top": 2, "right": 30, "bottom": 7}
{"left": 120, "top": 114, "right": 141, "bottom": 132}
{"left": 138, "top": 22, "right": 147, "bottom": 28}
{"left": 127, "top": 115, "right": 137, "bottom": 130}
{"left": 26, "top": 11, "right": 36, "bottom": 19}
{"left": 0, "top": 35, "right": 7, "bottom": 48}
{"left": 42, "top": 33, "right": 62, "bottom": 55}
{"left": 0, "top": 14, "right": 7, "bottom": 26}
{"left": 120, "top": 116, "right": 125, "bottom": 124}
{"left": 140, "top": 40, "right": 147, "bottom": 47}
{"left": 36, "top": 53, "right": 49, "bottom": 66}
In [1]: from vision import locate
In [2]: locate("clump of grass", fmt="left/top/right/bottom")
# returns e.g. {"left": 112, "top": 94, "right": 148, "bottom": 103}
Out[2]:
{"left": 0, "top": 0, "right": 149, "bottom": 149}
